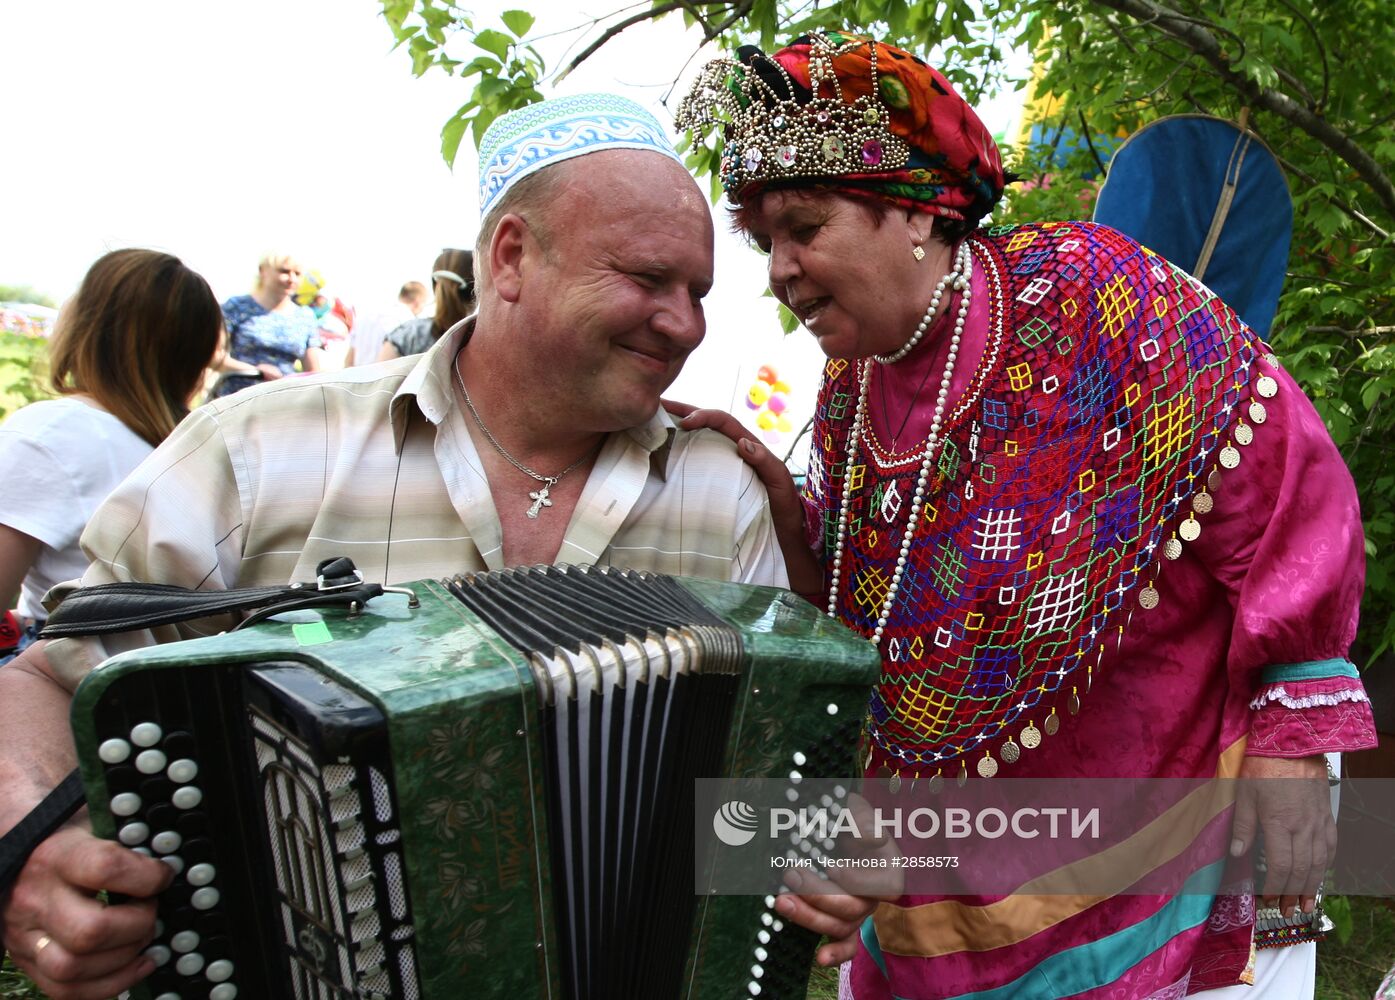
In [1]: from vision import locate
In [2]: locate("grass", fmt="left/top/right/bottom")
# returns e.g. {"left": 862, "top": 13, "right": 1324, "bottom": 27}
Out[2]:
{"left": 4, "top": 900, "right": 1390, "bottom": 999}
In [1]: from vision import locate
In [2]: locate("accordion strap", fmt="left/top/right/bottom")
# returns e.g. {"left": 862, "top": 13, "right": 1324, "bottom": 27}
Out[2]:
{"left": 0, "top": 771, "right": 84, "bottom": 897}
{"left": 39, "top": 556, "right": 386, "bottom": 638}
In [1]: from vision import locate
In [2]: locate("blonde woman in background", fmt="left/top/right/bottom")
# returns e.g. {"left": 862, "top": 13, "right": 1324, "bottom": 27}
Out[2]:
{"left": 213, "top": 251, "right": 323, "bottom": 396}
{"left": 0, "top": 249, "right": 222, "bottom": 662}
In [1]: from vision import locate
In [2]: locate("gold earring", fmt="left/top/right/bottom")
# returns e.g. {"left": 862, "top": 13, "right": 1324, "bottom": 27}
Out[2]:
{"left": 912, "top": 245, "right": 926, "bottom": 261}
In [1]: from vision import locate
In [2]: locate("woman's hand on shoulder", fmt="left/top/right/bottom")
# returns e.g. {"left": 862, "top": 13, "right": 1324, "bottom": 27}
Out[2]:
{"left": 662, "top": 400, "right": 824, "bottom": 598}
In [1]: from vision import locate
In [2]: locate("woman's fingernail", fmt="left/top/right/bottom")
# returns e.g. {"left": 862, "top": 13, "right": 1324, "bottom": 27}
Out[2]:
{"left": 1229, "top": 839, "right": 1245, "bottom": 857}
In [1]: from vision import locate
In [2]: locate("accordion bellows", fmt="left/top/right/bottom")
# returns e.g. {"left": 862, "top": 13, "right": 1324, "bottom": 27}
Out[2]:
{"left": 72, "top": 566, "right": 880, "bottom": 999}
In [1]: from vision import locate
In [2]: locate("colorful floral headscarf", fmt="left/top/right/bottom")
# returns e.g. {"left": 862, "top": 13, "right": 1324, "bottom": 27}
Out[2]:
{"left": 681, "top": 32, "right": 1008, "bottom": 227}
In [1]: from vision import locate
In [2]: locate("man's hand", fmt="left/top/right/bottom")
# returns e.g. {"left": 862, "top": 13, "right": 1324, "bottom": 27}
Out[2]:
{"left": 3, "top": 824, "right": 172, "bottom": 999}
{"left": 1230, "top": 753, "right": 1334, "bottom": 919}
{"left": 663, "top": 401, "right": 824, "bottom": 597}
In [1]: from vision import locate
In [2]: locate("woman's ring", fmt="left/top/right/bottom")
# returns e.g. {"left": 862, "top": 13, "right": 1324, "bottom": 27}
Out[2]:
{"left": 35, "top": 934, "right": 52, "bottom": 952}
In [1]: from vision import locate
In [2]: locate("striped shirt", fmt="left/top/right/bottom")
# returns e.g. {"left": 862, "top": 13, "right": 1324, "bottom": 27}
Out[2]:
{"left": 46, "top": 322, "right": 785, "bottom": 690}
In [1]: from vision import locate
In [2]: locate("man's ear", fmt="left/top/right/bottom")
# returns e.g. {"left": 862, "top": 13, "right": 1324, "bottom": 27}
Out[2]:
{"left": 490, "top": 214, "right": 530, "bottom": 303}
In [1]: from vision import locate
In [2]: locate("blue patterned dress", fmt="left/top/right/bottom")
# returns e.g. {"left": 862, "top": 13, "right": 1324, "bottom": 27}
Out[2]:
{"left": 216, "top": 295, "right": 322, "bottom": 397}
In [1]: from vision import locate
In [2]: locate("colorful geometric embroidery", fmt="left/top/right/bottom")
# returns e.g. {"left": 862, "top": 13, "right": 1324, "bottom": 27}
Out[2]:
{"left": 804, "top": 222, "right": 1258, "bottom": 768}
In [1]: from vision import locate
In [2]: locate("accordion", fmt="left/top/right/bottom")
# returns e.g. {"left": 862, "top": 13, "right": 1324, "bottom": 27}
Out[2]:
{"left": 72, "top": 566, "right": 880, "bottom": 1000}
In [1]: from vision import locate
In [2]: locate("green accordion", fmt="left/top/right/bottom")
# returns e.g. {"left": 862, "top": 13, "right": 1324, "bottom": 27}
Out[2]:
{"left": 71, "top": 566, "right": 880, "bottom": 999}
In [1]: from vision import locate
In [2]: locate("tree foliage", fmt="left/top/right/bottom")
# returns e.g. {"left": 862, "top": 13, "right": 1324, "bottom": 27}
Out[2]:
{"left": 380, "top": 0, "right": 1395, "bottom": 661}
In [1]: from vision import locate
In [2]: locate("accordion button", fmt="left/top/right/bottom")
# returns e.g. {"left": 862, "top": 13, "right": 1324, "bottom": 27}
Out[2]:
{"left": 152, "top": 831, "right": 184, "bottom": 854}
{"left": 160, "top": 855, "right": 185, "bottom": 876}
{"left": 187, "top": 863, "right": 216, "bottom": 887}
{"left": 110, "top": 792, "right": 142, "bottom": 817}
{"left": 171, "top": 930, "right": 200, "bottom": 953}
{"left": 118, "top": 822, "right": 150, "bottom": 846}
{"left": 144, "top": 944, "right": 172, "bottom": 967}
{"left": 136, "top": 750, "right": 168, "bottom": 775}
{"left": 191, "top": 887, "right": 221, "bottom": 910}
{"left": 172, "top": 786, "right": 204, "bottom": 810}
{"left": 153, "top": 993, "right": 181, "bottom": 1000}
{"left": 205, "top": 959, "right": 234, "bottom": 982}
{"left": 175, "top": 951, "right": 205, "bottom": 976}
{"left": 131, "top": 723, "right": 163, "bottom": 748}
{"left": 209, "top": 985, "right": 239, "bottom": 1000}
{"left": 168, "top": 760, "right": 199, "bottom": 784}
{"left": 99, "top": 739, "right": 132, "bottom": 764}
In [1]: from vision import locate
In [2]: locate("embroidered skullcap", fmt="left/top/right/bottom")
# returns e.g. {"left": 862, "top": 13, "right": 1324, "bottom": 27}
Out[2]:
{"left": 478, "top": 93, "right": 685, "bottom": 216}
{"left": 677, "top": 32, "right": 1007, "bottom": 228}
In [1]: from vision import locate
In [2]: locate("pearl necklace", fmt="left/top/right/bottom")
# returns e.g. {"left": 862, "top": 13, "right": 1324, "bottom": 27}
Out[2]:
{"left": 827, "top": 245, "right": 973, "bottom": 643}
{"left": 872, "top": 243, "right": 972, "bottom": 365}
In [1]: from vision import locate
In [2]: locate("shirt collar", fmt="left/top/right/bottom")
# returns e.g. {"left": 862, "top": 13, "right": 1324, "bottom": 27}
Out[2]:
{"left": 390, "top": 315, "right": 677, "bottom": 479}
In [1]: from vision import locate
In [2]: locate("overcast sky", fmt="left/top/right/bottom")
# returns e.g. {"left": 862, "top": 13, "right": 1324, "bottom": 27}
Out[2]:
{"left": 2, "top": 0, "right": 1025, "bottom": 443}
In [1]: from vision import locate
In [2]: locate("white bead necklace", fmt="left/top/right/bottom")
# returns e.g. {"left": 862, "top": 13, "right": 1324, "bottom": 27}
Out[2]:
{"left": 827, "top": 245, "right": 974, "bottom": 644}
{"left": 872, "top": 243, "right": 972, "bottom": 365}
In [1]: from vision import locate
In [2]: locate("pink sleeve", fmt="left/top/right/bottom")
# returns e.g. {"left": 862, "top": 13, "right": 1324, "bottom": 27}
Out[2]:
{"left": 1185, "top": 354, "right": 1375, "bottom": 756}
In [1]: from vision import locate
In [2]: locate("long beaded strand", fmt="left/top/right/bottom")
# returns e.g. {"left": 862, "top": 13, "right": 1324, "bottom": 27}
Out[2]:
{"left": 827, "top": 248, "right": 974, "bottom": 643}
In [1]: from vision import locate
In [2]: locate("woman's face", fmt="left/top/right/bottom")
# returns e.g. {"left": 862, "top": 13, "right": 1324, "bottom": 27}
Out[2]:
{"left": 258, "top": 260, "right": 302, "bottom": 301}
{"left": 744, "top": 190, "right": 938, "bottom": 360}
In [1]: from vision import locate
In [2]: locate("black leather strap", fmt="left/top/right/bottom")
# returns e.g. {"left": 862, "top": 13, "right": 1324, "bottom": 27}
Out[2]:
{"left": 0, "top": 770, "right": 84, "bottom": 896}
{"left": 39, "top": 557, "right": 381, "bottom": 638}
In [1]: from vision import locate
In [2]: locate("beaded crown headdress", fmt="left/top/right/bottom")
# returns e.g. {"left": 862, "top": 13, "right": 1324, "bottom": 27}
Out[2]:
{"left": 676, "top": 34, "right": 911, "bottom": 202}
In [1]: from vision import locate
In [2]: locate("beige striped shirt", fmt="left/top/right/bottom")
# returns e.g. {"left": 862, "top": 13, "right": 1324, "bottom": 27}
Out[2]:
{"left": 46, "top": 323, "right": 785, "bottom": 690}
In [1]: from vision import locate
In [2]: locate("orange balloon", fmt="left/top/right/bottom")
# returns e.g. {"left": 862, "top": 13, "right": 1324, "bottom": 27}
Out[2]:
{"left": 757, "top": 365, "right": 778, "bottom": 384}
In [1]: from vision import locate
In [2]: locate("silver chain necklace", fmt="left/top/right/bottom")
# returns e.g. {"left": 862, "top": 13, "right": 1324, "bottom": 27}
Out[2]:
{"left": 453, "top": 354, "right": 595, "bottom": 519}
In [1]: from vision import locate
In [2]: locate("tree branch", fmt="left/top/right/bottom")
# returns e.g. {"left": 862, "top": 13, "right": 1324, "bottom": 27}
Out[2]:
{"left": 556, "top": 0, "right": 710, "bottom": 81}
{"left": 1088, "top": 0, "right": 1395, "bottom": 223}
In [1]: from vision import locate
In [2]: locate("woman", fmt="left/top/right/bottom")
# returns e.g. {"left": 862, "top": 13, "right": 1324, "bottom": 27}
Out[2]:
{"left": 677, "top": 33, "right": 1375, "bottom": 999}
{"left": 213, "top": 251, "right": 323, "bottom": 396}
{"left": 376, "top": 248, "right": 475, "bottom": 360}
{"left": 0, "top": 249, "right": 221, "bottom": 661}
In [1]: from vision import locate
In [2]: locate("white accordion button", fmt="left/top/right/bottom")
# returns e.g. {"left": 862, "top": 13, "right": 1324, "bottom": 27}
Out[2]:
{"left": 826, "top": 703, "right": 839, "bottom": 715}
{"left": 792, "top": 751, "right": 807, "bottom": 766}
{"left": 130, "top": 722, "right": 163, "bottom": 747}
{"left": 118, "top": 822, "right": 150, "bottom": 846}
{"left": 209, "top": 985, "right": 239, "bottom": 1000}
{"left": 206, "top": 959, "right": 234, "bottom": 982}
{"left": 144, "top": 943, "right": 172, "bottom": 967}
{"left": 174, "top": 951, "right": 204, "bottom": 976}
{"left": 186, "top": 863, "right": 216, "bottom": 887}
{"left": 110, "top": 792, "right": 142, "bottom": 817}
{"left": 132, "top": 846, "right": 154, "bottom": 857}
{"left": 99, "top": 738, "right": 131, "bottom": 764}
{"left": 153, "top": 992, "right": 180, "bottom": 1000}
{"left": 159, "top": 855, "right": 184, "bottom": 876}
{"left": 167, "top": 759, "right": 198, "bottom": 784}
{"left": 191, "top": 887, "right": 221, "bottom": 910}
{"left": 171, "top": 930, "right": 200, "bottom": 953}
{"left": 172, "top": 786, "right": 204, "bottom": 810}
{"left": 135, "top": 749, "right": 167, "bottom": 775}
{"left": 151, "top": 830, "right": 183, "bottom": 854}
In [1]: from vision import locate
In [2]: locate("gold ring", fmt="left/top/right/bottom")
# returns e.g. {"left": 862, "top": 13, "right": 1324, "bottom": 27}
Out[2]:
{"left": 35, "top": 934, "right": 51, "bottom": 952}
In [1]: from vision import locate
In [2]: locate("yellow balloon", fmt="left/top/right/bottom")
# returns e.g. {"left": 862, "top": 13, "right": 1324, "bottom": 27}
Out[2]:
{"left": 747, "top": 383, "right": 772, "bottom": 406}
{"left": 776, "top": 414, "right": 793, "bottom": 433}
{"left": 771, "top": 380, "right": 792, "bottom": 395}
{"left": 756, "top": 410, "right": 778, "bottom": 431}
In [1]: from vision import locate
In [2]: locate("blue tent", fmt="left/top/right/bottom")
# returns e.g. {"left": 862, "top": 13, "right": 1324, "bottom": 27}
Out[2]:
{"left": 1093, "top": 114, "right": 1292, "bottom": 337}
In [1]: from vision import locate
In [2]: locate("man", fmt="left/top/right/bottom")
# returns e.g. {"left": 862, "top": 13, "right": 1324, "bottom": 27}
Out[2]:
{"left": 0, "top": 93, "right": 789, "bottom": 998}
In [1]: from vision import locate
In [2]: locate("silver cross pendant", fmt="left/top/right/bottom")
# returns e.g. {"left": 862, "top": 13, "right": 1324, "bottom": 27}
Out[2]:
{"left": 526, "top": 481, "right": 556, "bottom": 519}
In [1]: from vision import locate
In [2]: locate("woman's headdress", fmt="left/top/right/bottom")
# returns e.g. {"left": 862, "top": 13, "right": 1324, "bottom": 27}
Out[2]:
{"left": 676, "top": 32, "right": 1006, "bottom": 227}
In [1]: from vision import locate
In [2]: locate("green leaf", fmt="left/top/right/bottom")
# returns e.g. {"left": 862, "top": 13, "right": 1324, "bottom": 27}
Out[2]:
{"left": 501, "top": 9, "right": 534, "bottom": 37}
{"left": 440, "top": 109, "right": 471, "bottom": 168}
{"left": 473, "top": 28, "right": 513, "bottom": 61}
{"left": 778, "top": 304, "right": 800, "bottom": 334}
